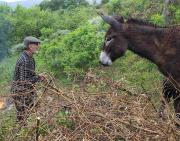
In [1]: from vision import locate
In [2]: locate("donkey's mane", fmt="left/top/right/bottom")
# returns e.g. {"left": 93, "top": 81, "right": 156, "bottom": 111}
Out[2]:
{"left": 126, "top": 18, "right": 166, "bottom": 28}
{"left": 114, "top": 16, "right": 180, "bottom": 29}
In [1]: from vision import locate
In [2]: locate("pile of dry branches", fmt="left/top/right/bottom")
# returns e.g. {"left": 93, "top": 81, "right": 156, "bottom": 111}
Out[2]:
{"left": 2, "top": 70, "right": 180, "bottom": 141}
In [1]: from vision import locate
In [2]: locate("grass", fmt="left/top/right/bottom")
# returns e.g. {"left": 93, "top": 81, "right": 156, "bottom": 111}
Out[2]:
{"left": 0, "top": 55, "right": 18, "bottom": 96}
{"left": 0, "top": 52, "right": 166, "bottom": 140}
{"left": 106, "top": 51, "right": 163, "bottom": 91}
{"left": 102, "top": 51, "right": 164, "bottom": 107}
{"left": 0, "top": 108, "right": 16, "bottom": 141}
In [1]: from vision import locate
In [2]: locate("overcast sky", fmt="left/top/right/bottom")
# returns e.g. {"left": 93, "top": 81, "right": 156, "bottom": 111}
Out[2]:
{"left": 2, "top": 0, "right": 102, "bottom": 4}
{"left": 2, "top": 0, "right": 19, "bottom": 2}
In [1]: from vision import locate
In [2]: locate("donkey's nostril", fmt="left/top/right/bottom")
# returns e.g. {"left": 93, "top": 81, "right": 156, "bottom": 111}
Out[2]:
{"left": 102, "top": 64, "right": 109, "bottom": 67}
{"left": 99, "top": 61, "right": 109, "bottom": 67}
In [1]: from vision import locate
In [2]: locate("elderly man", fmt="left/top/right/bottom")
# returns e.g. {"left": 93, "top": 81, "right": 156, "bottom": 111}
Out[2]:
{"left": 11, "top": 36, "right": 46, "bottom": 125}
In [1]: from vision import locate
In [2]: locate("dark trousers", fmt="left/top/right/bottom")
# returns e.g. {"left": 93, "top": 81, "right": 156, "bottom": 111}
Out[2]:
{"left": 12, "top": 91, "right": 37, "bottom": 124}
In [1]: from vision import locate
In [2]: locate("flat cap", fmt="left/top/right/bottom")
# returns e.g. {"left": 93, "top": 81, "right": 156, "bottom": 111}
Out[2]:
{"left": 24, "top": 36, "right": 41, "bottom": 49}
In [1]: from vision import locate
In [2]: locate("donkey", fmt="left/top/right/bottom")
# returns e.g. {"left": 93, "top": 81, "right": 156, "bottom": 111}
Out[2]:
{"left": 98, "top": 12, "right": 180, "bottom": 118}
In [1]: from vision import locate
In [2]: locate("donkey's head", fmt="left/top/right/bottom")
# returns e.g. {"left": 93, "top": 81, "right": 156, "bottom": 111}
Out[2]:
{"left": 99, "top": 13, "right": 128, "bottom": 66}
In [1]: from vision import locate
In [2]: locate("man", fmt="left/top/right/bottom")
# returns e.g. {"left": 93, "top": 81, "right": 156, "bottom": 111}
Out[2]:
{"left": 11, "top": 36, "right": 46, "bottom": 125}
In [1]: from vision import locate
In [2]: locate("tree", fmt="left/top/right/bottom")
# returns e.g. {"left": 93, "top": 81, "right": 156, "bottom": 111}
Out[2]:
{"left": 0, "top": 16, "right": 11, "bottom": 60}
{"left": 0, "top": 4, "right": 11, "bottom": 14}
{"left": 0, "top": 5, "right": 12, "bottom": 60}
{"left": 39, "top": 0, "right": 89, "bottom": 11}
{"left": 7, "top": 6, "right": 62, "bottom": 43}
{"left": 101, "top": 0, "right": 109, "bottom": 5}
{"left": 162, "top": 0, "right": 179, "bottom": 25}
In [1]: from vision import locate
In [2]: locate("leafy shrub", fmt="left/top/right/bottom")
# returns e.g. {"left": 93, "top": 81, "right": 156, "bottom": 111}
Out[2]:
{"left": 0, "top": 56, "right": 17, "bottom": 85}
{"left": 168, "top": 4, "right": 180, "bottom": 24}
{"left": 150, "top": 14, "right": 165, "bottom": 26}
{"left": 175, "top": 8, "right": 180, "bottom": 23}
{"left": 9, "top": 43, "right": 24, "bottom": 54}
{"left": 56, "top": 6, "right": 96, "bottom": 30}
{"left": 39, "top": 0, "right": 89, "bottom": 11}
{"left": 56, "top": 110, "right": 75, "bottom": 129}
{"left": 104, "top": 0, "right": 163, "bottom": 20}
{"left": 38, "top": 23, "right": 104, "bottom": 79}
{"left": 6, "top": 6, "right": 61, "bottom": 43}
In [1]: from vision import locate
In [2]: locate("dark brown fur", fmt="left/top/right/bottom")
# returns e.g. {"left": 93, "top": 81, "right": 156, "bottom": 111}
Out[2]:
{"left": 103, "top": 17, "right": 180, "bottom": 88}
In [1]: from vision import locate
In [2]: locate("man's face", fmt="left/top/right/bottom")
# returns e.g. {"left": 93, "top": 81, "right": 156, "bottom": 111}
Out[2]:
{"left": 29, "top": 43, "right": 40, "bottom": 54}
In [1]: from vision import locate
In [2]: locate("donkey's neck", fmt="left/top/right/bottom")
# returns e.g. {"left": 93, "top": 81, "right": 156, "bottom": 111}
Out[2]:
{"left": 124, "top": 24, "right": 166, "bottom": 65}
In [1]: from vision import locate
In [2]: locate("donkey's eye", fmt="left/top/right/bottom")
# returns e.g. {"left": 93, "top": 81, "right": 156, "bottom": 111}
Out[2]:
{"left": 107, "top": 37, "right": 112, "bottom": 41}
{"left": 105, "top": 37, "right": 114, "bottom": 47}
{"left": 106, "top": 35, "right": 116, "bottom": 41}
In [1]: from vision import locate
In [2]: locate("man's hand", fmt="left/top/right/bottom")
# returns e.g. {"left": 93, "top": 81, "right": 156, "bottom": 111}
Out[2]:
{"left": 38, "top": 73, "right": 48, "bottom": 83}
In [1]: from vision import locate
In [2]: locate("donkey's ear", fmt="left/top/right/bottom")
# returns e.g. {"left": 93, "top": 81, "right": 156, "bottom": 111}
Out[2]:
{"left": 97, "top": 12, "right": 122, "bottom": 31}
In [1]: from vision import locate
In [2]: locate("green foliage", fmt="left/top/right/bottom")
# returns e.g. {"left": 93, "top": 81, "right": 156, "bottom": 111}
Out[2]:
{"left": 6, "top": 6, "right": 61, "bottom": 43}
{"left": 105, "top": 51, "right": 163, "bottom": 93}
{"left": 10, "top": 43, "right": 24, "bottom": 54}
{"left": 117, "top": 0, "right": 146, "bottom": 17}
{"left": 38, "top": 124, "right": 54, "bottom": 136}
{"left": 39, "top": 24, "right": 103, "bottom": 78}
{"left": 104, "top": 0, "right": 163, "bottom": 19}
{"left": 101, "top": 0, "right": 109, "bottom": 5}
{"left": 6, "top": 6, "right": 96, "bottom": 43}
{"left": 0, "top": 56, "right": 17, "bottom": 85}
{"left": 90, "top": 127, "right": 102, "bottom": 134}
{"left": 56, "top": 110, "right": 75, "bottom": 129}
{"left": 150, "top": 14, "right": 165, "bottom": 26}
{"left": 0, "top": 13, "right": 11, "bottom": 60}
{"left": 39, "top": 0, "right": 89, "bottom": 11}
{"left": 56, "top": 6, "right": 96, "bottom": 30}
{"left": 0, "top": 0, "right": 175, "bottom": 85}
{"left": 169, "top": 5, "right": 180, "bottom": 23}
{"left": 40, "top": 28, "right": 54, "bottom": 39}
{"left": 0, "top": 109, "right": 16, "bottom": 141}
{"left": 175, "top": 9, "right": 180, "bottom": 23}
{"left": 47, "top": 29, "right": 70, "bottom": 41}
{"left": 0, "top": 1, "right": 177, "bottom": 139}
{"left": 0, "top": 4, "right": 12, "bottom": 14}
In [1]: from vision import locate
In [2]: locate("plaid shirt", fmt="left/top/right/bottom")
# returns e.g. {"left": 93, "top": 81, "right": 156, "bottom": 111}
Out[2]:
{"left": 11, "top": 51, "right": 40, "bottom": 92}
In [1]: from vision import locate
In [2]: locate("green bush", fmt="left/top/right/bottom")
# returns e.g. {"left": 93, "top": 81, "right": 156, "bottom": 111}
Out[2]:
{"left": 39, "top": 0, "right": 89, "bottom": 11}
{"left": 56, "top": 110, "right": 75, "bottom": 129}
{"left": 6, "top": 6, "right": 61, "bottom": 43}
{"left": 104, "top": 0, "right": 164, "bottom": 20}
{"left": 56, "top": 6, "right": 96, "bottom": 30}
{"left": 168, "top": 4, "right": 180, "bottom": 24}
{"left": 0, "top": 56, "right": 17, "bottom": 86}
{"left": 175, "top": 8, "right": 180, "bottom": 23}
{"left": 9, "top": 43, "right": 24, "bottom": 54}
{"left": 38, "top": 23, "right": 104, "bottom": 79}
{"left": 150, "top": 14, "right": 165, "bottom": 26}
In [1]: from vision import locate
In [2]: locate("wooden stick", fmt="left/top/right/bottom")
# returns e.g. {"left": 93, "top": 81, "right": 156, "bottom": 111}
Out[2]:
{"left": 36, "top": 117, "right": 40, "bottom": 141}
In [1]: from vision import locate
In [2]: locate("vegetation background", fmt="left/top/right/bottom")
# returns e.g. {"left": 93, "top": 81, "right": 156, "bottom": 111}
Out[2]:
{"left": 0, "top": 0, "right": 179, "bottom": 140}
